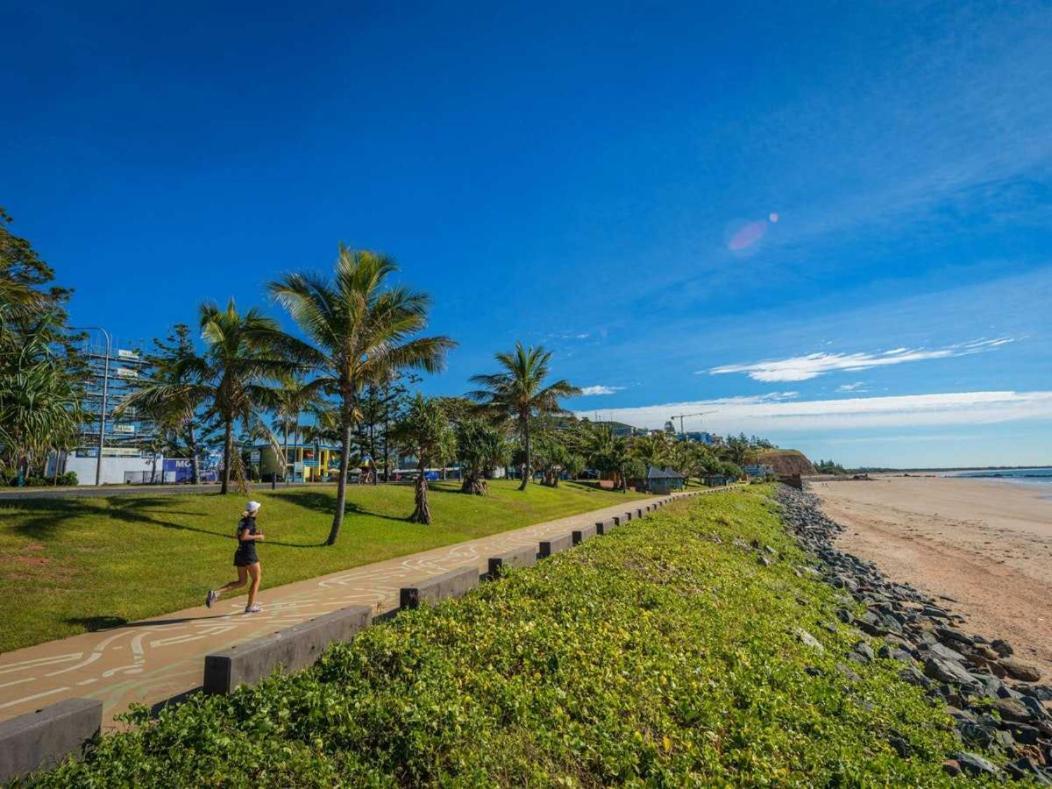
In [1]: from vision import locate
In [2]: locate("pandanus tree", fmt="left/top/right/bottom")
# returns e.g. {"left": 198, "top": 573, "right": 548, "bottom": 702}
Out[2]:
{"left": 391, "top": 394, "right": 455, "bottom": 524}
{"left": 468, "top": 343, "right": 580, "bottom": 490}
{"left": 456, "top": 418, "right": 510, "bottom": 495}
{"left": 269, "top": 247, "right": 455, "bottom": 545}
{"left": 0, "top": 321, "right": 82, "bottom": 478}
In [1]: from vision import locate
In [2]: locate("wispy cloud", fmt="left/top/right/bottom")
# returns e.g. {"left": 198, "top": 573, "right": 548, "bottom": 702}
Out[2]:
{"left": 836, "top": 382, "right": 866, "bottom": 393}
{"left": 574, "top": 390, "right": 1052, "bottom": 434}
{"left": 707, "top": 338, "right": 1013, "bottom": 382}
{"left": 578, "top": 385, "right": 623, "bottom": 396}
{"left": 701, "top": 392, "right": 799, "bottom": 405}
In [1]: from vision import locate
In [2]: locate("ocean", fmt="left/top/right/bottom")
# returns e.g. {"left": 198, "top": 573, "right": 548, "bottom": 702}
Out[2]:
{"left": 946, "top": 467, "right": 1052, "bottom": 488}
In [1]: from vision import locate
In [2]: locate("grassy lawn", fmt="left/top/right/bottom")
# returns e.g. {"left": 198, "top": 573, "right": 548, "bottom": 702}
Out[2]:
{"left": 0, "top": 480, "right": 646, "bottom": 652}
{"left": 33, "top": 486, "right": 969, "bottom": 786}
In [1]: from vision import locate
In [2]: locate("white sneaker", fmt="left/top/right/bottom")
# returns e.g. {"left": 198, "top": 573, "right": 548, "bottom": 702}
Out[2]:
{"left": 244, "top": 604, "right": 262, "bottom": 614}
{"left": 205, "top": 590, "right": 218, "bottom": 608}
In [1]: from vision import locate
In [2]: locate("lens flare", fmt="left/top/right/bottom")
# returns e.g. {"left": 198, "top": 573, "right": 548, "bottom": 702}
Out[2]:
{"left": 727, "top": 220, "right": 767, "bottom": 251}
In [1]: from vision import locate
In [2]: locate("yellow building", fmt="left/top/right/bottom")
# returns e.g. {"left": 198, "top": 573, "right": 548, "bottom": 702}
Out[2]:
{"left": 253, "top": 443, "right": 341, "bottom": 482}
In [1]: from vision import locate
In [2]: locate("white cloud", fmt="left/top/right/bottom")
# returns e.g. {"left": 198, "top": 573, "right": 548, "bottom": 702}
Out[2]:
{"left": 702, "top": 391, "right": 799, "bottom": 404}
{"left": 707, "top": 338, "right": 1013, "bottom": 382}
{"left": 578, "top": 385, "right": 623, "bottom": 396}
{"left": 836, "top": 382, "right": 866, "bottom": 392}
{"left": 573, "top": 390, "right": 1052, "bottom": 434}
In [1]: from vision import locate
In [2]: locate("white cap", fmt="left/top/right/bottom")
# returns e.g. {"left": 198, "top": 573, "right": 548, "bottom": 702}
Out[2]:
{"left": 246, "top": 500, "right": 262, "bottom": 513}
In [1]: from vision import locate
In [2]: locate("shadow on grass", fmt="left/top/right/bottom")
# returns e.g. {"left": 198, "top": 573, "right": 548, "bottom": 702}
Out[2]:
{"left": 270, "top": 490, "right": 412, "bottom": 525}
{"left": 3, "top": 496, "right": 323, "bottom": 548}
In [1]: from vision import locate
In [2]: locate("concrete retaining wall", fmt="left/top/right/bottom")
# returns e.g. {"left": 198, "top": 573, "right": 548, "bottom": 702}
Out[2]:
{"left": 596, "top": 518, "right": 616, "bottom": 535}
{"left": 487, "top": 545, "right": 538, "bottom": 578}
{"left": 0, "top": 698, "right": 101, "bottom": 782}
{"left": 573, "top": 523, "right": 597, "bottom": 544}
{"left": 539, "top": 533, "right": 573, "bottom": 558}
{"left": 203, "top": 605, "right": 372, "bottom": 695}
{"left": 400, "top": 566, "right": 480, "bottom": 609}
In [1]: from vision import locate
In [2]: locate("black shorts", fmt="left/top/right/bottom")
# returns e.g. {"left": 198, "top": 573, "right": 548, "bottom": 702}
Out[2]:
{"left": 233, "top": 551, "right": 258, "bottom": 567}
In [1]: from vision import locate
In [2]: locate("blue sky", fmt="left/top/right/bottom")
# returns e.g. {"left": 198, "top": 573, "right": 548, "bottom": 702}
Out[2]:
{"left": 3, "top": 1, "right": 1050, "bottom": 467}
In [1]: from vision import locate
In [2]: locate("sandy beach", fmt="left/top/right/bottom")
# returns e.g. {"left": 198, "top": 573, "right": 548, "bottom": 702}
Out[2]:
{"left": 812, "top": 476, "right": 1052, "bottom": 681}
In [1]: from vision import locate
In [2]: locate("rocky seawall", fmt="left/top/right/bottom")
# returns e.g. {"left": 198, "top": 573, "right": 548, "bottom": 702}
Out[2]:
{"left": 778, "top": 485, "right": 1052, "bottom": 783}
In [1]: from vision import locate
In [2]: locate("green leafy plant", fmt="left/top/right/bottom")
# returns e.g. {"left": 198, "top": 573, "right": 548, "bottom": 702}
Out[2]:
{"left": 31, "top": 487, "right": 974, "bottom": 786}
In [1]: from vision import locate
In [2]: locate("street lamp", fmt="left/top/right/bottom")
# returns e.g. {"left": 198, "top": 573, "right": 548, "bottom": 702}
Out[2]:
{"left": 72, "top": 326, "right": 112, "bottom": 486}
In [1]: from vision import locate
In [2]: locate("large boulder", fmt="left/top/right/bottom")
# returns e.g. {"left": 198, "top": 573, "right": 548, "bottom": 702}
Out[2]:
{"left": 1001, "top": 658, "right": 1042, "bottom": 683}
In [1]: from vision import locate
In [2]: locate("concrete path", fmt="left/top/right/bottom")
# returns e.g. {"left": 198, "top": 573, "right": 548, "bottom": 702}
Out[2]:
{"left": 0, "top": 491, "right": 702, "bottom": 728}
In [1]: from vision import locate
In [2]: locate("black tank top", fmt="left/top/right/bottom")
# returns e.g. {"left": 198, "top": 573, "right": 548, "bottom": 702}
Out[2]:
{"left": 235, "top": 516, "right": 259, "bottom": 562}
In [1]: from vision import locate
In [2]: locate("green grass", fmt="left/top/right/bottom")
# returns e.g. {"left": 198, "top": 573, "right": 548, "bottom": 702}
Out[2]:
{"left": 0, "top": 480, "right": 645, "bottom": 652}
{"left": 29, "top": 486, "right": 976, "bottom": 786}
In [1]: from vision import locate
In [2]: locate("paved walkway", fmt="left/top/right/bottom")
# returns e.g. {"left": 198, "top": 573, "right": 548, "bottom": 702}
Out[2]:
{"left": 0, "top": 491, "right": 706, "bottom": 728}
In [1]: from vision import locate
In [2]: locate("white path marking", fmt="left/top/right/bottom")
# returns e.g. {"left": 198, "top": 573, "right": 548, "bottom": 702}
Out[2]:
{"left": 0, "top": 686, "right": 69, "bottom": 710}
{"left": 0, "top": 653, "right": 82, "bottom": 675}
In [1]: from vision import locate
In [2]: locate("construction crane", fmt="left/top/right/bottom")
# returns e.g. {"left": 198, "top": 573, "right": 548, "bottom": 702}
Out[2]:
{"left": 669, "top": 411, "right": 714, "bottom": 435}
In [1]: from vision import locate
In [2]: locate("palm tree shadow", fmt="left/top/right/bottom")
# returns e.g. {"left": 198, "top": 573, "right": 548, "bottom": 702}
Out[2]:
{"left": 4, "top": 494, "right": 331, "bottom": 549}
{"left": 4, "top": 496, "right": 238, "bottom": 543}
{"left": 269, "top": 489, "right": 410, "bottom": 525}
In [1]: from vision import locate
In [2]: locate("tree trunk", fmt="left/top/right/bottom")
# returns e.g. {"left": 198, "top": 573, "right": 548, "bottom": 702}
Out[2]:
{"left": 328, "top": 422, "right": 352, "bottom": 545}
{"left": 382, "top": 394, "right": 390, "bottom": 483}
{"left": 461, "top": 473, "right": 487, "bottom": 495}
{"left": 187, "top": 423, "right": 201, "bottom": 485}
{"left": 410, "top": 459, "right": 431, "bottom": 523}
{"left": 221, "top": 419, "right": 233, "bottom": 494}
{"left": 283, "top": 423, "right": 289, "bottom": 485}
{"left": 518, "top": 414, "right": 530, "bottom": 491}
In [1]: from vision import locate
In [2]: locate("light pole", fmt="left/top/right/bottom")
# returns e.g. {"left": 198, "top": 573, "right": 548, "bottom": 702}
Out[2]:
{"left": 72, "top": 326, "right": 112, "bottom": 486}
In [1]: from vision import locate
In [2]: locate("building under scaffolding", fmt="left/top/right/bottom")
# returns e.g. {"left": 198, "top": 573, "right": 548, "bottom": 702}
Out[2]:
{"left": 76, "top": 334, "right": 157, "bottom": 453}
{"left": 51, "top": 332, "right": 169, "bottom": 484}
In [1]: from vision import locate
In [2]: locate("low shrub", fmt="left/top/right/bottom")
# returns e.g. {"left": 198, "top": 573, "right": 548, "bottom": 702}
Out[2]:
{"left": 30, "top": 487, "right": 971, "bottom": 786}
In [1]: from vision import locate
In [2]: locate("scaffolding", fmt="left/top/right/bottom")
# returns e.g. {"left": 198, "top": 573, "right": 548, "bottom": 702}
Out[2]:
{"left": 75, "top": 334, "right": 158, "bottom": 457}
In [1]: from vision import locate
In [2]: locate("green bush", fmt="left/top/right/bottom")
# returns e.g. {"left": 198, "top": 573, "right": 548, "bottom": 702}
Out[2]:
{"left": 31, "top": 487, "right": 970, "bottom": 786}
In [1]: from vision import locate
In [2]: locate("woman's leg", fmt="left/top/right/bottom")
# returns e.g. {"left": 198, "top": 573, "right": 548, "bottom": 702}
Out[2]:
{"left": 246, "top": 563, "right": 261, "bottom": 608}
{"left": 217, "top": 566, "right": 248, "bottom": 595}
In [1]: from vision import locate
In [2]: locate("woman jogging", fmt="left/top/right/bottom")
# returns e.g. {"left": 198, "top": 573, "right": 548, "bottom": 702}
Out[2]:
{"left": 205, "top": 500, "right": 265, "bottom": 613}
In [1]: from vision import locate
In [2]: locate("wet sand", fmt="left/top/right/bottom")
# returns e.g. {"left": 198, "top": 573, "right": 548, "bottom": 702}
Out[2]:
{"left": 812, "top": 476, "right": 1052, "bottom": 681}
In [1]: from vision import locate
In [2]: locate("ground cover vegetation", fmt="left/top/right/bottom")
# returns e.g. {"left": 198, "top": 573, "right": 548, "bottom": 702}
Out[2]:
{"left": 0, "top": 480, "right": 646, "bottom": 652}
{"left": 29, "top": 487, "right": 979, "bottom": 786}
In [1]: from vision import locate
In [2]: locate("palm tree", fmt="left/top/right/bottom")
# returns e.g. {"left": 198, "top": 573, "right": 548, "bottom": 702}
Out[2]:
{"left": 269, "top": 246, "right": 455, "bottom": 545}
{"left": 630, "top": 433, "right": 673, "bottom": 473}
{"left": 272, "top": 375, "right": 317, "bottom": 483}
{"left": 117, "top": 324, "right": 211, "bottom": 484}
{"left": 197, "top": 300, "right": 307, "bottom": 494}
{"left": 469, "top": 343, "right": 580, "bottom": 490}
{"left": 574, "top": 421, "right": 633, "bottom": 492}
